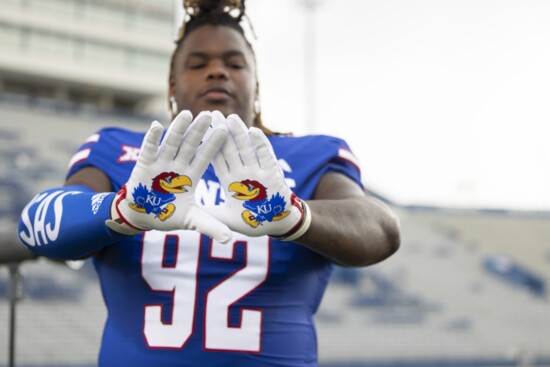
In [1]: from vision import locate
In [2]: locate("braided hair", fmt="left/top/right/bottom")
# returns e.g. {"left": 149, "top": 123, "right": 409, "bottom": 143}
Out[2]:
{"left": 168, "top": 0, "right": 276, "bottom": 135}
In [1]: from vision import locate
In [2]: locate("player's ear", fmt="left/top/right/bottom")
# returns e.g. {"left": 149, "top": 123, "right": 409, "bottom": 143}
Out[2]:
{"left": 254, "top": 80, "right": 262, "bottom": 114}
{"left": 168, "top": 70, "right": 177, "bottom": 117}
{"left": 168, "top": 51, "right": 178, "bottom": 101}
{"left": 169, "top": 96, "right": 178, "bottom": 117}
{"left": 168, "top": 72, "right": 176, "bottom": 100}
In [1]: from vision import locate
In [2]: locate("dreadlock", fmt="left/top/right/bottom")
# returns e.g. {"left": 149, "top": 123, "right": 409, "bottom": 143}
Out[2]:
{"left": 168, "top": 0, "right": 276, "bottom": 135}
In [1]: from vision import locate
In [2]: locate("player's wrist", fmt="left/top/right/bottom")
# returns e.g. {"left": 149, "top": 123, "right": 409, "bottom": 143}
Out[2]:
{"left": 105, "top": 185, "right": 146, "bottom": 236}
{"left": 270, "top": 199, "right": 312, "bottom": 242}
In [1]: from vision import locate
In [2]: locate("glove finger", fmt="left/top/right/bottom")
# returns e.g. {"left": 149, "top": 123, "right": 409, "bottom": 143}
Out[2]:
{"left": 201, "top": 110, "right": 225, "bottom": 143}
{"left": 227, "top": 114, "right": 257, "bottom": 167}
{"left": 158, "top": 110, "right": 193, "bottom": 161}
{"left": 177, "top": 111, "right": 212, "bottom": 166}
{"left": 190, "top": 125, "right": 228, "bottom": 175}
{"left": 187, "top": 207, "right": 232, "bottom": 244}
{"left": 212, "top": 149, "right": 229, "bottom": 178}
{"left": 138, "top": 121, "right": 164, "bottom": 166}
{"left": 210, "top": 110, "right": 226, "bottom": 128}
{"left": 218, "top": 125, "right": 243, "bottom": 172}
{"left": 249, "top": 127, "right": 280, "bottom": 172}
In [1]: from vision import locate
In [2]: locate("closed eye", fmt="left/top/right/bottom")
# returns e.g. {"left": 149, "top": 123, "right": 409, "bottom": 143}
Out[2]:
{"left": 188, "top": 63, "right": 206, "bottom": 70}
{"left": 227, "top": 62, "right": 244, "bottom": 69}
{"left": 185, "top": 54, "right": 207, "bottom": 70}
{"left": 226, "top": 55, "right": 246, "bottom": 70}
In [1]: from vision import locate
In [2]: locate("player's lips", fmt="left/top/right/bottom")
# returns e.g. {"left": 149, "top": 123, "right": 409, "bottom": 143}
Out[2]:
{"left": 200, "top": 86, "right": 232, "bottom": 102}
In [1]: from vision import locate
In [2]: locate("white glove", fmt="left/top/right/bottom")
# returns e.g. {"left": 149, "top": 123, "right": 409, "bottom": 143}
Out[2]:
{"left": 205, "top": 113, "right": 311, "bottom": 240}
{"left": 106, "top": 110, "right": 232, "bottom": 244}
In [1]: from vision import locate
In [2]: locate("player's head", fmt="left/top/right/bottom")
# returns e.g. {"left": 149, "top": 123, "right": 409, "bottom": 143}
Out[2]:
{"left": 169, "top": 0, "right": 273, "bottom": 133}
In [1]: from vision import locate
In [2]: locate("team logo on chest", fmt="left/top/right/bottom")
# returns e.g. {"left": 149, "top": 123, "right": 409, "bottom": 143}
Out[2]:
{"left": 229, "top": 179, "right": 290, "bottom": 228}
{"left": 129, "top": 172, "right": 191, "bottom": 221}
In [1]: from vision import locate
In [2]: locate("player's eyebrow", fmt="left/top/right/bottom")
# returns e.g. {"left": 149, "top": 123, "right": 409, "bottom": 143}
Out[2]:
{"left": 186, "top": 50, "right": 246, "bottom": 59}
{"left": 223, "top": 50, "right": 246, "bottom": 58}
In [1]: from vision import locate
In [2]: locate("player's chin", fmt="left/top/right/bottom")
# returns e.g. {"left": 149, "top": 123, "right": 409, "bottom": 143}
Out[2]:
{"left": 200, "top": 102, "right": 237, "bottom": 118}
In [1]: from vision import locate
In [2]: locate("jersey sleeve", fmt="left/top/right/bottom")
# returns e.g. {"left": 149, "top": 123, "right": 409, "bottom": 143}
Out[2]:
{"left": 271, "top": 134, "right": 364, "bottom": 200}
{"left": 323, "top": 136, "right": 363, "bottom": 189}
{"left": 66, "top": 131, "right": 102, "bottom": 177}
{"left": 65, "top": 128, "right": 139, "bottom": 190}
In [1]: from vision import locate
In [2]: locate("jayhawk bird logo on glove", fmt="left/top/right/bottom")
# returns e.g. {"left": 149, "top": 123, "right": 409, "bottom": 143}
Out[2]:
{"left": 129, "top": 171, "right": 191, "bottom": 221}
{"left": 229, "top": 179, "right": 290, "bottom": 228}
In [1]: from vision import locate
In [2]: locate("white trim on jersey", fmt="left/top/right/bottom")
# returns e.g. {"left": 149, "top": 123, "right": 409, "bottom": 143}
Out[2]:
{"left": 67, "top": 133, "right": 99, "bottom": 169}
{"left": 85, "top": 133, "right": 100, "bottom": 143}
{"left": 338, "top": 147, "right": 361, "bottom": 170}
{"left": 68, "top": 148, "right": 91, "bottom": 169}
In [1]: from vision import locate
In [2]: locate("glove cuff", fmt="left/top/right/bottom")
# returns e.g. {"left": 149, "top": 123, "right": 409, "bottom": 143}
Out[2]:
{"left": 271, "top": 198, "right": 312, "bottom": 242}
{"left": 105, "top": 185, "right": 146, "bottom": 236}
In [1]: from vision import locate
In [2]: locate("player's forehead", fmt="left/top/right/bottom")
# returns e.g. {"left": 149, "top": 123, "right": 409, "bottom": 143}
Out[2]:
{"left": 179, "top": 25, "right": 253, "bottom": 60}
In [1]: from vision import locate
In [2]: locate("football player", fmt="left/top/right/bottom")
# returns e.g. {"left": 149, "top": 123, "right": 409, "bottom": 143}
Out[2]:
{"left": 18, "top": 1, "right": 400, "bottom": 366}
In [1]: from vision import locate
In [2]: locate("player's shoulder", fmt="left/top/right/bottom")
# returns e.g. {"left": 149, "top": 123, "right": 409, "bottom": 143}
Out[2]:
{"left": 270, "top": 132, "right": 360, "bottom": 172}
{"left": 271, "top": 132, "right": 348, "bottom": 143}
{"left": 94, "top": 126, "right": 146, "bottom": 142}
{"left": 270, "top": 132, "right": 351, "bottom": 152}
{"left": 67, "top": 125, "right": 146, "bottom": 172}
{"left": 85, "top": 126, "right": 146, "bottom": 153}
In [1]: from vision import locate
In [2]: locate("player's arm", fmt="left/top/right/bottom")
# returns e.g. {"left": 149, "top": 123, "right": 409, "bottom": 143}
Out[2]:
{"left": 18, "top": 111, "right": 232, "bottom": 260}
{"left": 65, "top": 166, "right": 113, "bottom": 192}
{"left": 296, "top": 172, "right": 400, "bottom": 267}
{"left": 208, "top": 114, "right": 400, "bottom": 267}
{"left": 18, "top": 137, "right": 124, "bottom": 260}
{"left": 17, "top": 182, "right": 122, "bottom": 260}
{"left": 60, "top": 167, "right": 115, "bottom": 260}
{"left": 18, "top": 136, "right": 137, "bottom": 260}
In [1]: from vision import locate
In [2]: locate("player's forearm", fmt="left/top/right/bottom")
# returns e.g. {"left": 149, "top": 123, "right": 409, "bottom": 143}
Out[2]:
{"left": 295, "top": 197, "right": 400, "bottom": 267}
{"left": 18, "top": 185, "right": 126, "bottom": 260}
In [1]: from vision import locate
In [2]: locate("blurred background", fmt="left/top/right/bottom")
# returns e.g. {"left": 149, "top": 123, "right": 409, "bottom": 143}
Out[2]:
{"left": 0, "top": 0, "right": 549, "bottom": 366}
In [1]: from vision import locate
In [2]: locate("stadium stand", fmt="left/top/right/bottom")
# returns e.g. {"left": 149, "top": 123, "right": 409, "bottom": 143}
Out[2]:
{"left": 317, "top": 207, "right": 550, "bottom": 366}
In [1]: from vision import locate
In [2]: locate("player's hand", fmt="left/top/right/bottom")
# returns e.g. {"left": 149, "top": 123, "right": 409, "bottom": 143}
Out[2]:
{"left": 106, "top": 110, "right": 232, "bottom": 244}
{"left": 205, "top": 113, "right": 311, "bottom": 240}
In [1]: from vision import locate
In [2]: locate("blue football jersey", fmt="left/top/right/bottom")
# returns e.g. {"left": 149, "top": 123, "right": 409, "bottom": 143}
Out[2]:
{"left": 67, "top": 126, "right": 362, "bottom": 367}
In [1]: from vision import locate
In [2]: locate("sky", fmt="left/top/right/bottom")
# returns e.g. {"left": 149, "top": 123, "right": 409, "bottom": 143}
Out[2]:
{"left": 237, "top": 0, "right": 550, "bottom": 211}
{"left": 175, "top": 1, "right": 550, "bottom": 211}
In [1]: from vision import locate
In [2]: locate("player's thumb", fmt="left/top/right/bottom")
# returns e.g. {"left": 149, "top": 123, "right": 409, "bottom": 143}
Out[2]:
{"left": 186, "top": 208, "right": 232, "bottom": 244}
